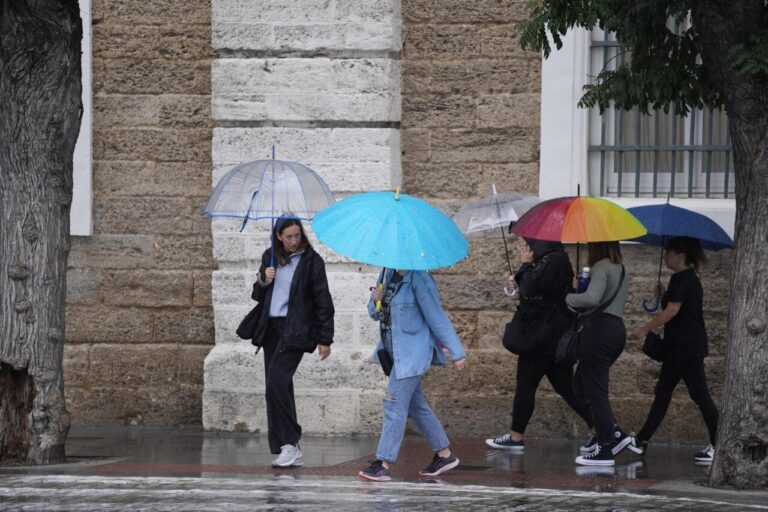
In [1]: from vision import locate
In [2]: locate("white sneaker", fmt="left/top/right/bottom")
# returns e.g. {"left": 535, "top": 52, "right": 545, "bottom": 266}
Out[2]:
{"left": 272, "top": 444, "right": 302, "bottom": 467}
{"left": 694, "top": 444, "right": 714, "bottom": 465}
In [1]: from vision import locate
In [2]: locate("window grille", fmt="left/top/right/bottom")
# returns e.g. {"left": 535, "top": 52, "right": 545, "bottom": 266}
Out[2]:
{"left": 587, "top": 27, "right": 733, "bottom": 198}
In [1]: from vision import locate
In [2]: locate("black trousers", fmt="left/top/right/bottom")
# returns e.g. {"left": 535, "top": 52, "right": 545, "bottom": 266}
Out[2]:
{"left": 638, "top": 357, "right": 719, "bottom": 445}
{"left": 511, "top": 351, "right": 593, "bottom": 434}
{"left": 262, "top": 318, "right": 304, "bottom": 454}
{"left": 574, "top": 313, "right": 626, "bottom": 446}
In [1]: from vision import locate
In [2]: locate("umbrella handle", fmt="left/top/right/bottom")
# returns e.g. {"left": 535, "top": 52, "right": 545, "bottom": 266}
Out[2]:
{"left": 641, "top": 296, "right": 661, "bottom": 313}
{"left": 375, "top": 282, "right": 384, "bottom": 313}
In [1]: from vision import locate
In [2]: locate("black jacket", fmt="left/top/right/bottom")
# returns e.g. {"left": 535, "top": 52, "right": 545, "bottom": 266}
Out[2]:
{"left": 250, "top": 247, "right": 335, "bottom": 352}
{"left": 513, "top": 248, "right": 574, "bottom": 354}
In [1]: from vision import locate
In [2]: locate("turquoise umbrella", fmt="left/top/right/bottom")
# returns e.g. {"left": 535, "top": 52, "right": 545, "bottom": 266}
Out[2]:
{"left": 311, "top": 190, "right": 468, "bottom": 271}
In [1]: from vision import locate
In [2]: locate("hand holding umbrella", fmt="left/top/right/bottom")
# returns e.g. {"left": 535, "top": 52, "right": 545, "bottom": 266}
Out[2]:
{"left": 628, "top": 201, "right": 733, "bottom": 312}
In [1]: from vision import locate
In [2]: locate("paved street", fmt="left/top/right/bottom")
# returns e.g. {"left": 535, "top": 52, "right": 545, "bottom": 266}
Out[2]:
{"left": 1, "top": 474, "right": 767, "bottom": 512}
{"left": 0, "top": 427, "right": 765, "bottom": 511}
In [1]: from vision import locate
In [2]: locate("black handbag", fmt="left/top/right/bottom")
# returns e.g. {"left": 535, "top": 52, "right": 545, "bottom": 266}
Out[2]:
{"left": 642, "top": 331, "right": 666, "bottom": 362}
{"left": 555, "top": 265, "right": 625, "bottom": 364}
{"left": 236, "top": 304, "right": 261, "bottom": 341}
{"left": 555, "top": 319, "right": 583, "bottom": 364}
{"left": 502, "top": 304, "right": 556, "bottom": 355}
{"left": 377, "top": 348, "right": 394, "bottom": 376}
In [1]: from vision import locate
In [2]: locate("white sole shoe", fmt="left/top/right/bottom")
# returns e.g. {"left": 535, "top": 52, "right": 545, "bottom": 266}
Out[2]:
{"left": 612, "top": 436, "right": 632, "bottom": 455}
{"left": 575, "top": 455, "right": 615, "bottom": 466}
{"left": 484, "top": 439, "right": 524, "bottom": 452}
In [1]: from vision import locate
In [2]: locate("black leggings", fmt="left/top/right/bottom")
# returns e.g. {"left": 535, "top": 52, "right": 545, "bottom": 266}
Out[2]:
{"left": 511, "top": 351, "right": 593, "bottom": 434}
{"left": 263, "top": 318, "right": 305, "bottom": 454}
{"left": 638, "top": 357, "right": 719, "bottom": 445}
{"left": 574, "top": 313, "right": 626, "bottom": 446}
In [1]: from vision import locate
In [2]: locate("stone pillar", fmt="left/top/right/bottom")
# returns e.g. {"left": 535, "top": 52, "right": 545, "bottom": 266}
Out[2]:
{"left": 203, "top": 0, "right": 402, "bottom": 434}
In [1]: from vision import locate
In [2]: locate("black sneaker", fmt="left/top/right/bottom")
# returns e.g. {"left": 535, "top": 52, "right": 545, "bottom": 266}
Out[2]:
{"left": 485, "top": 433, "right": 524, "bottom": 452}
{"left": 419, "top": 453, "right": 460, "bottom": 477}
{"left": 358, "top": 460, "right": 392, "bottom": 482}
{"left": 694, "top": 444, "right": 715, "bottom": 465}
{"left": 611, "top": 427, "right": 632, "bottom": 455}
{"left": 575, "top": 444, "right": 615, "bottom": 466}
{"left": 627, "top": 436, "right": 648, "bottom": 456}
{"left": 580, "top": 433, "right": 598, "bottom": 454}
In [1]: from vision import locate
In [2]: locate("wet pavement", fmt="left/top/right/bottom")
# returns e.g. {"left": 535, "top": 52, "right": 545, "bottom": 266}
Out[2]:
{"left": 0, "top": 427, "right": 765, "bottom": 511}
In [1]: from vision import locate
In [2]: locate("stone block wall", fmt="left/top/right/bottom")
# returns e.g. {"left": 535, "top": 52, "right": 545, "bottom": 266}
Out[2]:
{"left": 402, "top": 0, "right": 728, "bottom": 442}
{"left": 202, "top": 0, "right": 403, "bottom": 434}
{"left": 64, "top": 0, "right": 216, "bottom": 426}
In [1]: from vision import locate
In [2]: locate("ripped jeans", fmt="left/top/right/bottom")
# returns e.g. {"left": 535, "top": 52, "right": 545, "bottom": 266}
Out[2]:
{"left": 375, "top": 332, "right": 450, "bottom": 463}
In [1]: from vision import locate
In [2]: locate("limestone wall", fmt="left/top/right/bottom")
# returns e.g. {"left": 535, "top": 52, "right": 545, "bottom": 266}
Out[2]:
{"left": 63, "top": 0, "right": 215, "bottom": 426}
{"left": 201, "top": 0, "right": 403, "bottom": 433}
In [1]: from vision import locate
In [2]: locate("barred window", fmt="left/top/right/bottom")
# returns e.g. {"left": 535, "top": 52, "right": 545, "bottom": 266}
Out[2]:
{"left": 587, "top": 27, "right": 733, "bottom": 199}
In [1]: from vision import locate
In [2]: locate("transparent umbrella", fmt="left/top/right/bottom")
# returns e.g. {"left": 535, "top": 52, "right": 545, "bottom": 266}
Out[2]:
{"left": 203, "top": 148, "right": 335, "bottom": 265}
{"left": 452, "top": 185, "right": 540, "bottom": 275}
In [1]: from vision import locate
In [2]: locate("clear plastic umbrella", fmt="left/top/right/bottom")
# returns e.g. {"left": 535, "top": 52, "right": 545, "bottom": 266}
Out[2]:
{"left": 203, "top": 148, "right": 335, "bottom": 265}
{"left": 452, "top": 185, "right": 540, "bottom": 274}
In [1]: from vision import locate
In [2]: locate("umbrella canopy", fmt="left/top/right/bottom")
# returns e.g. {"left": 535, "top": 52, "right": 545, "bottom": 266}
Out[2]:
{"left": 312, "top": 190, "right": 468, "bottom": 270}
{"left": 203, "top": 159, "right": 335, "bottom": 222}
{"left": 452, "top": 185, "right": 539, "bottom": 275}
{"left": 510, "top": 196, "right": 647, "bottom": 243}
{"left": 627, "top": 203, "right": 733, "bottom": 250}
{"left": 452, "top": 187, "right": 540, "bottom": 236}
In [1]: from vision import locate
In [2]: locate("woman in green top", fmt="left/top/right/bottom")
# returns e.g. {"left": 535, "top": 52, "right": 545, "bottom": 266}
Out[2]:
{"left": 566, "top": 242, "right": 632, "bottom": 467}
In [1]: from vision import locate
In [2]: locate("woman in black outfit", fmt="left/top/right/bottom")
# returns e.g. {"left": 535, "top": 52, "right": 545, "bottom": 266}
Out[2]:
{"left": 485, "top": 239, "right": 593, "bottom": 452}
{"left": 630, "top": 236, "right": 719, "bottom": 464}
{"left": 250, "top": 216, "right": 335, "bottom": 468}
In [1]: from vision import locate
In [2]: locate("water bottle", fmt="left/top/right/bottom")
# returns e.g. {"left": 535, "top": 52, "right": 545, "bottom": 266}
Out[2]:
{"left": 577, "top": 267, "right": 591, "bottom": 293}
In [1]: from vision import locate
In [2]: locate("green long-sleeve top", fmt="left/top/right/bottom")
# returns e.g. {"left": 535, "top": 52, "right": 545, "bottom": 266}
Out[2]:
{"left": 565, "top": 258, "right": 628, "bottom": 318}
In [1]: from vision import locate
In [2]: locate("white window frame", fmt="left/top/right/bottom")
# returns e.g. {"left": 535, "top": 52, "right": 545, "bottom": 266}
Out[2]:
{"left": 71, "top": 0, "right": 92, "bottom": 236}
{"left": 539, "top": 28, "right": 736, "bottom": 238}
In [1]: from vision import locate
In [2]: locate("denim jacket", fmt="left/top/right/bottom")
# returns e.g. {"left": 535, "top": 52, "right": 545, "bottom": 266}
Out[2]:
{"left": 368, "top": 269, "right": 466, "bottom": 379}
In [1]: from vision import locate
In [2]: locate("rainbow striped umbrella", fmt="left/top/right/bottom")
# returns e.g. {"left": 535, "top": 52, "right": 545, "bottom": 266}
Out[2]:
{"left": 510, "top": 196, "right": 647, "bottom": 242}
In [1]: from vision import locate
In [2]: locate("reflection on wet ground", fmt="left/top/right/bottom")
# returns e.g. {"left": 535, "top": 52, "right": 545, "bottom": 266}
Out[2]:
{"left": 1, "top": 427, "right": 764, "bottom": 511}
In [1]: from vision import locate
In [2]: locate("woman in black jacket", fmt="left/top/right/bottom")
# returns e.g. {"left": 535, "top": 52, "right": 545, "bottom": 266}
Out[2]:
{"left": 485, "top": 238, "right": 593, "bottom": 452}
{"left": 250, "top": 216, "right": 335, "bottom": 468}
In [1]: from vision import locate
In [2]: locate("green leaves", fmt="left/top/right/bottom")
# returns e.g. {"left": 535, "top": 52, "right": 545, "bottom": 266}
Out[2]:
{"left": 516, "top": 0, "right": 767, "bottom": 112}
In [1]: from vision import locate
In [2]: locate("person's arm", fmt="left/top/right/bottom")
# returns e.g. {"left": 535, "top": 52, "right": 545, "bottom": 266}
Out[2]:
{"left": 631, "top": 303, "right": 681, "bottom": 339}
{"left": 566, "top": 262, "right": 608, "bottom": 310}
{"left": 251, "top": 253, "right": 271, "bottom": 302}
{"left": 411, "top": 272, "right": 466, "bottom": 367}
{"left": 310, "top": 255, "right": 335, "bottom": 347}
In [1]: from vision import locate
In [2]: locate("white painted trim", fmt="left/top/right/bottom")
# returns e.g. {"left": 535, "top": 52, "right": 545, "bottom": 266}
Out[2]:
{"left": 539, "top": 28, "right": 591, "bottom": 200}
{"left": 71, "top": 0, "right": 92, "bottom": 236}
{"left": 538, "top": 29, "right": 736, "bottom": 236}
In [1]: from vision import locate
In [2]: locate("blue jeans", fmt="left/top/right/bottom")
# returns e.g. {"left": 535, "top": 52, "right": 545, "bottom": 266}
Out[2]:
{"left": 375, "top": 369, "right": 450, "bottom": 463}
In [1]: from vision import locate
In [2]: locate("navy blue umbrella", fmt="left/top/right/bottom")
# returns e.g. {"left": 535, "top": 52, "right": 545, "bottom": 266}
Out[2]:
{"left": 628, "top": 203, "right": 733, "bottom": 312}
{"left": 628, "top": 203, "right": 733, "bottom": 250}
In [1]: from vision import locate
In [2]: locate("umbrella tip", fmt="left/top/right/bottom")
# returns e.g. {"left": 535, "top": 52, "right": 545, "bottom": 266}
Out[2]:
{"left": 395, "top": 187, "right": 401, "bottom": 200}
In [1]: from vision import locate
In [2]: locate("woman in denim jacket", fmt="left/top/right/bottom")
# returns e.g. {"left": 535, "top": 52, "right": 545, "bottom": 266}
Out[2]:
{"left": 358, "top": 268, "right": 467, "bottom": 482}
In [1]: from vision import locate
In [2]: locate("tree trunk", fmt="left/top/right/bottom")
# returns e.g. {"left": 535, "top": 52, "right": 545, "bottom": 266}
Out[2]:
{"left": 0, "top": 0, "right": 82, "bottom": 464}
{"left": 695, "top": 0, "right": 768, "bottom": 489}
